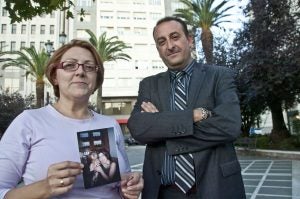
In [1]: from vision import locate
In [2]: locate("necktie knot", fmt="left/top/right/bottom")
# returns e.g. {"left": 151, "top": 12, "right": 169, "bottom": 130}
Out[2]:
{"left": 175, "top": 71, "right": 185, "bottom": 80}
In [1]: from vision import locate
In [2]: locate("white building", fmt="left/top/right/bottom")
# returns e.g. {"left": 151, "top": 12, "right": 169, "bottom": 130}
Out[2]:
{"left": 0, "top": 0, "right": 182, "bottom": 131}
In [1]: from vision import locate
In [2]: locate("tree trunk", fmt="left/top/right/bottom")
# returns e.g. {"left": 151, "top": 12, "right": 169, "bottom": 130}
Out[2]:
{"left": 200, "top": 28, "right": 214, "bottom": 64}
{"left": 268, "top": 99, "right": 290, "bottom": 142}
{"left": 96, "top": 87, "right": 102, "bottom": 113}
{"left": 36, "top": 79, "right": 44, "bottom": 108}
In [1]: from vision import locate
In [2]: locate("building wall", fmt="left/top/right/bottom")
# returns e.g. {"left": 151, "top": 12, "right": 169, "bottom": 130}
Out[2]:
{"left": 0, "top": 0, "right": 174, "bottom": 122}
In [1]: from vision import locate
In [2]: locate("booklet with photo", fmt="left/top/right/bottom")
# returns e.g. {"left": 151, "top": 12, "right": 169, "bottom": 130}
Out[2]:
{"left": 77, "top": 127, "right": 121, "bottom": 189}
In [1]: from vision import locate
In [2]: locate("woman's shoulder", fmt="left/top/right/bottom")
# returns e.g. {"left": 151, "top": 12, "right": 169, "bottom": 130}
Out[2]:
{"left": 12, "top": 106, "right": 49, "bottom": 122}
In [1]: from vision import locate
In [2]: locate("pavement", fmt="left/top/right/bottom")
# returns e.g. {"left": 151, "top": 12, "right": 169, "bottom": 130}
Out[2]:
{"left": 129, "top": 146, "right": 300, "bottom": 199}
{"left": 237, "top": 149, "right": 300, "bottom": 199}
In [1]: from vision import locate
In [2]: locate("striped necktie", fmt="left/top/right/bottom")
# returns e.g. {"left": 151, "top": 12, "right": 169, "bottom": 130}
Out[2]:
{"left": 174, "top": 71, "right": 195, "bottom": 193}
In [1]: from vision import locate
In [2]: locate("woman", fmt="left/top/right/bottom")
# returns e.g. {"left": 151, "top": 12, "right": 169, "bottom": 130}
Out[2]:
{"left": 96, "top": 151, "right": 119, "bottom": 182}
{"left": 89, "top": 152, "right": 101, "bottom": 186}
{"left": 0, "top": 40, "right": 143, "bottom": 199}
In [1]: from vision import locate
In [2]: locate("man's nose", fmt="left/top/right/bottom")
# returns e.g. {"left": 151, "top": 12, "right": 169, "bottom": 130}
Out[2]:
{"left": 166, "top": 39, "right": 175, "bottom": 50}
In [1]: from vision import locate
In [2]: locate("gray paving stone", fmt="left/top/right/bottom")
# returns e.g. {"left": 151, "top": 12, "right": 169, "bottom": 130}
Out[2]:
{"left": 269, "top": 169, "right": 291, "bottom": 173}
{"left": 244, "top": 180, "right": 261, "bottom": 186}
{"left": 258, "top": 187, "right": 292, "bottom": 196}
{"left": 243, "top": 175, "right": 263, "bottom": 179}
{"left": 262, "top": 180, "right": 292, "bottom": 187}
{"left": 265, "top": 175, "right": 291, "bottom": 180}
{"left": 245, "top": 186, "right": 256, "bottom": 193}
{"left": 255, "top": 195, "right": 292, "bottom": 199}
{"left": 245, "top": 169, "right": 268, "bottom": 173}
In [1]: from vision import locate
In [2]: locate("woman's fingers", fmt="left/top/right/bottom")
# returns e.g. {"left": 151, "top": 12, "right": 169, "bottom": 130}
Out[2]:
{"left": 46, "top": 161, "right": 83, "bottom": 197}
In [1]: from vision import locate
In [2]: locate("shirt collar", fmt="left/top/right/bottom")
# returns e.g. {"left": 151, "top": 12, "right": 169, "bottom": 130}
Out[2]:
{"left": 169, "top": 59, "right": 195, "bottom": 80}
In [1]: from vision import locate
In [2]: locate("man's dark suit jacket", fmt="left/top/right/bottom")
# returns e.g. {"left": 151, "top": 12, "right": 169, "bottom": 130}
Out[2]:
{"left": 128, "top": 62, "right": 246, "bottom": 199}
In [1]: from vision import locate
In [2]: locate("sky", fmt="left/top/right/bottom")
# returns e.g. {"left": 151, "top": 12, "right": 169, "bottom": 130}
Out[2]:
{"left": 212, "top": 0, "right": 249, "bottom": 39}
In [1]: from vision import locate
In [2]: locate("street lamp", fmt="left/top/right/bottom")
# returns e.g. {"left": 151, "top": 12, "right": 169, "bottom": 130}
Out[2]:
{"left": 45, "top": 40, "right": 54, "bottom": 57}
{"left": 59, "top": 32, "right": 67, "bottom": 45}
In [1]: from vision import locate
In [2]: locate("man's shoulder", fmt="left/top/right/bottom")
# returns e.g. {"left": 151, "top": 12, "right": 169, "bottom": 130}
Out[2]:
{"left": 195, "top": 63, "right": 235, "bottom": 75}
{"left": 142, "top": 71, "right": 168, "bottom": 81}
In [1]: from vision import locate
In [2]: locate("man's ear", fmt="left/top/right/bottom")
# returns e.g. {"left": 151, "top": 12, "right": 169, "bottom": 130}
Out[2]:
{"left": 188, "top": 35, "right": 194, "bottom": 49}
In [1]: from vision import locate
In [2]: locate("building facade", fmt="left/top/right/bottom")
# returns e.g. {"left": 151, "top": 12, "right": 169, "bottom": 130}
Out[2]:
{"left": 0, "top": 0, "right": 182, "bottom": 132}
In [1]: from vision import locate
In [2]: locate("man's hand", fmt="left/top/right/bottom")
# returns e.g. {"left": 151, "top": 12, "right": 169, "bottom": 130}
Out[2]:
{"left": 120, "top": 172, "right": 144, "bottom": 199}
{"left": 141, "top": 102, "right": 159, "bottom": 113}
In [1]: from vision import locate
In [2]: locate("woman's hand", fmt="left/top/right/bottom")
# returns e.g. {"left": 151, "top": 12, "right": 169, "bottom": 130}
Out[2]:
{"left": 120, "top": 172, "right": 144, "bottom": 199}
{"left": 45, "top": 161, "right": 83, "bottom": 197}
{"left": 4, "top": 161, "right": 84, "bottom": 199}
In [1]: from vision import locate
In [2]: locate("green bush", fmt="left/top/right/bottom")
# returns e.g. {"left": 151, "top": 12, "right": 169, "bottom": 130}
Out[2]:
{"left": 256, "top": 135, "right": 271, "bottom": 149}
{"left": 0, "top": 90, "right": 34, "bottom": 138}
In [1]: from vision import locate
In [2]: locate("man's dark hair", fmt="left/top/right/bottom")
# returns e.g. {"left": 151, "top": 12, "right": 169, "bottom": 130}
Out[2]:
{"left": 153, "top": 16, "right": 189, "bottom": 38}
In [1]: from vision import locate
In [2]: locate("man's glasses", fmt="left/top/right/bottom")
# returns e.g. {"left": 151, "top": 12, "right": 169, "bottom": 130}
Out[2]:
{"left": 56, "top": 61, "right": 99, "bottom": 72}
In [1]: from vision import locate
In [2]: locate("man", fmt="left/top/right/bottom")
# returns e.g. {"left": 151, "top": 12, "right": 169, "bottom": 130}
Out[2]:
{"left": 128, "top": 16, "right": 245, "bottom": 199}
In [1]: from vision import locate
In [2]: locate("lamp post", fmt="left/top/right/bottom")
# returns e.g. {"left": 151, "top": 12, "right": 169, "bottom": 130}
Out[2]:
{"left": 45, "top": 40, "right": 54, "bottom": 57}
{"left": 59, "top": 32, "right": 67, "bottom": 45}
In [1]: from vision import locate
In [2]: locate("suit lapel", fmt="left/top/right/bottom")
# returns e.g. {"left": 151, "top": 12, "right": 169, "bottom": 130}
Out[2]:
{"left": 157, "top": 72, "right": 171, "bottom": 111}
{"left": 187, "top": 63, "right": 207, "bottom": 108}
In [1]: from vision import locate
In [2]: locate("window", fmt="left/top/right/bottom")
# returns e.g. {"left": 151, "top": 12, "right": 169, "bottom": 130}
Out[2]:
{"left": 102, "top": 78, "right": 115, "bottom": 87}
{"left": 0, "top": 41, "right": 6, "bottom": 51}
{"left": 99, "top": 26, "right": 114, "bottom": 34}
{"left": 77, "top": 0, "right": 92, "bottom": 6}
{"left": 135, "top": 59, "right": 148, "bottom": 70}
{"left": 133, "top": 12, "right": 146, "bottom": 20}
{"left": 30, "top": 42, "right": 35, "bottom": 48}
{"left": 117, "top": 11, "right": 130, "bottom": 20}
{"left": 11, "top": 24, "right": 17, "bottom": 34}
{"left": 2, "top": 7, "right": 7, "bottom": 17}
{"left": 40, "top": 25, "right": 45, "bottom": 34}
{"left": 20, "top": 41, "right": 26, "bottom": 49}
{"left": 152, "top": 60, "right": 164, "bottom": 69}
{"left": 117, "top": 0, "right": 131, "bottom": 4}
{"left": 21, "top": 24, "right": 26, "bottom": 34}
{"left": 100, "top": 0, "right": 113, "bottom": 4}
{"left": 117, "top": 27, "right": 130, "bottom": 35}
{"left": 10, "top": 41, "right": 16, "bottom": 51}
{"left": 100, "top": 11, "right": 113, "bottom": 20}
{"left": 31, "top": 25, "right": 36, "bottom": 34}
{"left": 118, "top": 78, "right": 131, "bottom": 87}
{"left": 39, "top": 42, "right": 45, "bottom": 50}
{"left": 150, "top": 12, "right": 162, "bottom": 21}
{"left": 134, "top": 44, "right": 147, "bottom": 51}
{"left": 1, "top": 24, "right": 7, "bottom": 34}
{"left": 149, "top": 0, "right": 161, "bottom": 5}
{"left": 134, "top": 27, "right": 147, "bottom": 36}
{"left": 4, "top": 78, "right": 20, "bottom": 93}
{"left": 50, "top": 25, "right": 54, "bottom": 34}
{"left": 133, "top": 0, "right": 145, "bottom": 5}
{"left": 102, "top": 102, "right": 132, "bottom": 115}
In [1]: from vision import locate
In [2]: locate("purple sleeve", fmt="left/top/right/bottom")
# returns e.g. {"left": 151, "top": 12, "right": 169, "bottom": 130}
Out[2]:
{"left": 0, "top": 112, "right": 31, "bottom": 198}
{"left": 113, "top": 121, "right": 131, "bottom": 173}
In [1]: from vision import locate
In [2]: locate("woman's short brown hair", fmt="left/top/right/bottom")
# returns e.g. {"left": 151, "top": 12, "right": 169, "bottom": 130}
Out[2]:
{"left": 45, "top": 39, "right": 104, "bottom": 98}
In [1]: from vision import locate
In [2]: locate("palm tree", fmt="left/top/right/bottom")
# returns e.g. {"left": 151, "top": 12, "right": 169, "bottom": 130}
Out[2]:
{"left": 174, "top": 0, "right": 233, "bottom": 64}
{"left": 85, "top": 29, "right": 131, "bottom": 112}
{"left": 1, "top": 46, "right": 49, "bottom": 108}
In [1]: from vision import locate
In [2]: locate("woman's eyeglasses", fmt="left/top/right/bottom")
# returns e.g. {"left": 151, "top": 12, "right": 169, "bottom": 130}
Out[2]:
{"left": 56, "top": 61, "right": 98, "bottom": 72}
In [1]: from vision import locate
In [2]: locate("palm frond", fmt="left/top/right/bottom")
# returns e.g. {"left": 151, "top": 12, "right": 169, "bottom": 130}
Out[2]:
{"left": 85, "top": 29, "right": 131, "bottom": 63}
